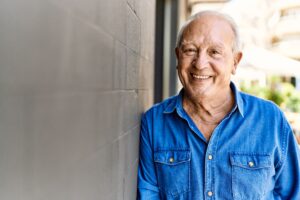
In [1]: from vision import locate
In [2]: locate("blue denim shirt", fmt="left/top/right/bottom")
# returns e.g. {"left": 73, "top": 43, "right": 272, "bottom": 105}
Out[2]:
{"left": 137, "top": 83, "right": 300, "bottom": 200}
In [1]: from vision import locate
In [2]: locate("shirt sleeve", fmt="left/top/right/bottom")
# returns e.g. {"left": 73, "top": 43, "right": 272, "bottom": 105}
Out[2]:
{"left": 137, "top": 114, "right": 160, "bottom": 199}
{"left": 274, "top": 119, "right": 300, "bottom": 199}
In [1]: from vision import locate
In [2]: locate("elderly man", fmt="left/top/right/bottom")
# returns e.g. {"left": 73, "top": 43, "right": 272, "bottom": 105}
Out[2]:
{"left": 137, "top": 10, "right": 300, "bottom": 199}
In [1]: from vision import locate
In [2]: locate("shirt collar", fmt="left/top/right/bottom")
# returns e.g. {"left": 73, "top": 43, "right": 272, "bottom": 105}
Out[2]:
{"left": 163, "top": 82, "right": 245, "bottom": 118}
{"left": 230, "top": 82, "right": 245, "bottom": 118}
{"left": 163, "top": 89, "right": 184, "bottom": 114}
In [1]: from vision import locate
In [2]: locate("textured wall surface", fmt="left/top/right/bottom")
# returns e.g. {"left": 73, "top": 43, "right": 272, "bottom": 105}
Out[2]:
{"left": 0, "top": 0, "right": 155, "bottom": 199}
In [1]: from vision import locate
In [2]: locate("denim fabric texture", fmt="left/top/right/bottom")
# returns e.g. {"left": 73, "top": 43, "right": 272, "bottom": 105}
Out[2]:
{"left": 137, "top": 83, "right": 300, "bottom": 200}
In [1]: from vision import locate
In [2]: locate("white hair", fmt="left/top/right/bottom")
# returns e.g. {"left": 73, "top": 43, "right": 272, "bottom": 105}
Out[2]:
{"left": 176, "top": 10, "right": 241, "bottom": 52}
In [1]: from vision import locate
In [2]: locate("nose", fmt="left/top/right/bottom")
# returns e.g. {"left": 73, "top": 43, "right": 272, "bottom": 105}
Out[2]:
{"left": 193, "top": 52, "right": 209, "bottom": 69}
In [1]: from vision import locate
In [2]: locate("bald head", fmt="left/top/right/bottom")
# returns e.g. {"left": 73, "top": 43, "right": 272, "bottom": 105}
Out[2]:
{"left": 176, "top": 11, "right": 241, "bottom": 53}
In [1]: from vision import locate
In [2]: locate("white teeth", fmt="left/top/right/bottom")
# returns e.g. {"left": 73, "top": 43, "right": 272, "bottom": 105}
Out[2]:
{"left": 192, "top": 74, "right": 210, "bottom": 79}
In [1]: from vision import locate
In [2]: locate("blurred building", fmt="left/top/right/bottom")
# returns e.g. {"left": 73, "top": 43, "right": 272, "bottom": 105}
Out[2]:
{"left": 269, "top": 1, "right": 300, "bottom": 61}
{"left": 267, "top": 0, "right": 300, "bottom": 89}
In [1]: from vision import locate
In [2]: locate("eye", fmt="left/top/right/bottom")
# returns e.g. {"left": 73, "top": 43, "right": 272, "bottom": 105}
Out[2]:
{"left": 182, "top": 48, "right": 197, "bottom": 56}
{"left": 210, "top": 49, "right": 219, "bottom": 54}
{"left": 208, "top": 48, "right": 222, "bottom": 57}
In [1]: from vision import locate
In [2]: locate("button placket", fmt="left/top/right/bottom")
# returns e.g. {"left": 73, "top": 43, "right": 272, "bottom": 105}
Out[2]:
{"left": 205, "top": 152, "right": 215, "bottom": 199}
{"left": 205, "top": 126, "right": 222, "bottom": 199}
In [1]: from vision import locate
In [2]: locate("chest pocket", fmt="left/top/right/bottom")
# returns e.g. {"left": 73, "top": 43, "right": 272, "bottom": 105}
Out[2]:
{"left": 230, "top": 153, "right": 275, "bottom": 200}
{"left": 154, "top": 150, "right": 191, "bottom": 197}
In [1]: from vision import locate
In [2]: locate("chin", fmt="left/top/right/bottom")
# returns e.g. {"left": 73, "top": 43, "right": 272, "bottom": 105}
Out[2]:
{"left": 186, "top": 87, "right": 209, "bottom": 99}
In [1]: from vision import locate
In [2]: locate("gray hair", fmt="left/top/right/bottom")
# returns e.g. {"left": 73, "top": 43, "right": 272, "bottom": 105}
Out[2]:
{"left": 176, "top": 10, "right": 241, "bottom": 52}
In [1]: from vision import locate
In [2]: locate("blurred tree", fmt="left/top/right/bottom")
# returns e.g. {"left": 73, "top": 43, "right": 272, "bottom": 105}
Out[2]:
{"left": 240, "top": 76, "right": 300, "bottom": 112}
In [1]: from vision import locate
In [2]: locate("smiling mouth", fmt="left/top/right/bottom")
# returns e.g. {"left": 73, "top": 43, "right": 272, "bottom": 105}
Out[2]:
{"left": 191, "top": 73, "right": 211, "bottom": 80}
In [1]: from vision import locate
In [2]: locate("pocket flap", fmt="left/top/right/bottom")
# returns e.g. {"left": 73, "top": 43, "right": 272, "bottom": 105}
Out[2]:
{"left": 230, "top": 153, "right": 271, "bottom": 169}
{"left": 154, "top": 150, "right": 191, "bottom": 165}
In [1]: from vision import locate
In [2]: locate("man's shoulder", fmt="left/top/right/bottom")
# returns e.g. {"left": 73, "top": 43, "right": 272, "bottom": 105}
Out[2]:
{"left": 240, "top": 91, "right": 283, "bottom": 115}
{"left": 240, "top": 91, "right": 276, "bottom": 105}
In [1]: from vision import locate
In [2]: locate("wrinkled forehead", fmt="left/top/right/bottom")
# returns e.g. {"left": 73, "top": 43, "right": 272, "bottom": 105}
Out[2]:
{"left": 181, "top": 15, "right": 235, "bottom": 47}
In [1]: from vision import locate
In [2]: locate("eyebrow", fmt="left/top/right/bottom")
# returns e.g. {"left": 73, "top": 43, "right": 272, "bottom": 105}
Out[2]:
{"left": 180, "top": 41, "right": 226, "bottom": 49}
{"left": 180, "top": 41, "right": 194, "bottom": 46}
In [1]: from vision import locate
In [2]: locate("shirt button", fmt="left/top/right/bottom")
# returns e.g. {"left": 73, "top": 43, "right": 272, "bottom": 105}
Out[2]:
{"left": 169, "top": 157, "right": 174, "bottom": 163}
{"left": 248, "top": 161, "right": 254, "bottom": 167}
{"left": 208, "top": 155, "right": 213, "bottom": 160}
{"left": 208, "top": 191, "right": 213, "bottom": 197}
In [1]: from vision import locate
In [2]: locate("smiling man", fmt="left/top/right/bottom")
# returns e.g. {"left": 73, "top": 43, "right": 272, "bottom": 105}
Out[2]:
{"left": 137, "top": 11, "right": 300, "bottom": 199}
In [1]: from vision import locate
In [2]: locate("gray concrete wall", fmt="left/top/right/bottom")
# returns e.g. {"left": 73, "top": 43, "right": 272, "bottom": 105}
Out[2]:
{"left": 0, "top": 0, "right": 155, "bottom": 199}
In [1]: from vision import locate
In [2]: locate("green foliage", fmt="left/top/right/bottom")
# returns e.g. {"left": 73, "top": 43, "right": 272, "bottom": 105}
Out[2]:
{"left": 266, "top": 89, "right": 285, "bottom": 106}
{"left": 286, "top": 92, "right": 300, "bottom": 112}
{"left": 240, "top": 77, "right": 300, "bottom": 112}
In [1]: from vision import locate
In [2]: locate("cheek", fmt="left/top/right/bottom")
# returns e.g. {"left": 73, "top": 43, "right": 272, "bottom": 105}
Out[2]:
{"left": 177, "top": 69, "right": 187, "bottom": 86}
{"left": 178, "top": 69, "right": 188, "bottom": 81}
{"left": 179, "top": 58, "right": 192, "bottom": 66}
{"left": 178, "top": 62, "right": 190, "bottom": 74}
{"left": 213, "top": 60, "right": 234, "bottom": 75}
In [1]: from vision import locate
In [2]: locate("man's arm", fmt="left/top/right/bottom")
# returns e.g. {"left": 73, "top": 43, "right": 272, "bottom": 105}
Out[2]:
{"left": 274, "top": 123, "right": 300, "bottom": 199}
{"left": 137, "top": 115, "right": 160, "bottom": 199}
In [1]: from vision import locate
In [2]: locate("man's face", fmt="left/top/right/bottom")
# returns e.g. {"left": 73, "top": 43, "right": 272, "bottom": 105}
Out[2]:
{"left": 176, "top": 16, "right": 242, "bottom": 100}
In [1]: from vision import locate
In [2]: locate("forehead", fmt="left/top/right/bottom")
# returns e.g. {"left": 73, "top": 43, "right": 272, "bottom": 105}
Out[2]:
{"left": 181, "top": 15, "right": 234, "bottom": 47}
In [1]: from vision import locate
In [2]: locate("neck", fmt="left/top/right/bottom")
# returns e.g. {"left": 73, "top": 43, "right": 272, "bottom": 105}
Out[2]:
{"left": 183, "top": 89, "right": 235, "bottom": 125}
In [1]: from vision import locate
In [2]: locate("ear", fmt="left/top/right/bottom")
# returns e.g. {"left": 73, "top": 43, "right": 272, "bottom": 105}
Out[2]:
{"left": 232, "top": 52, "right": 243, "bottom": 75}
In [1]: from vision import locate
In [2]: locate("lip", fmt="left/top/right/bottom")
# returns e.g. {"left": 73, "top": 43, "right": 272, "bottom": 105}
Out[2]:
{"left": 190, "top": 73, "right": 211, "bottom": 80}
